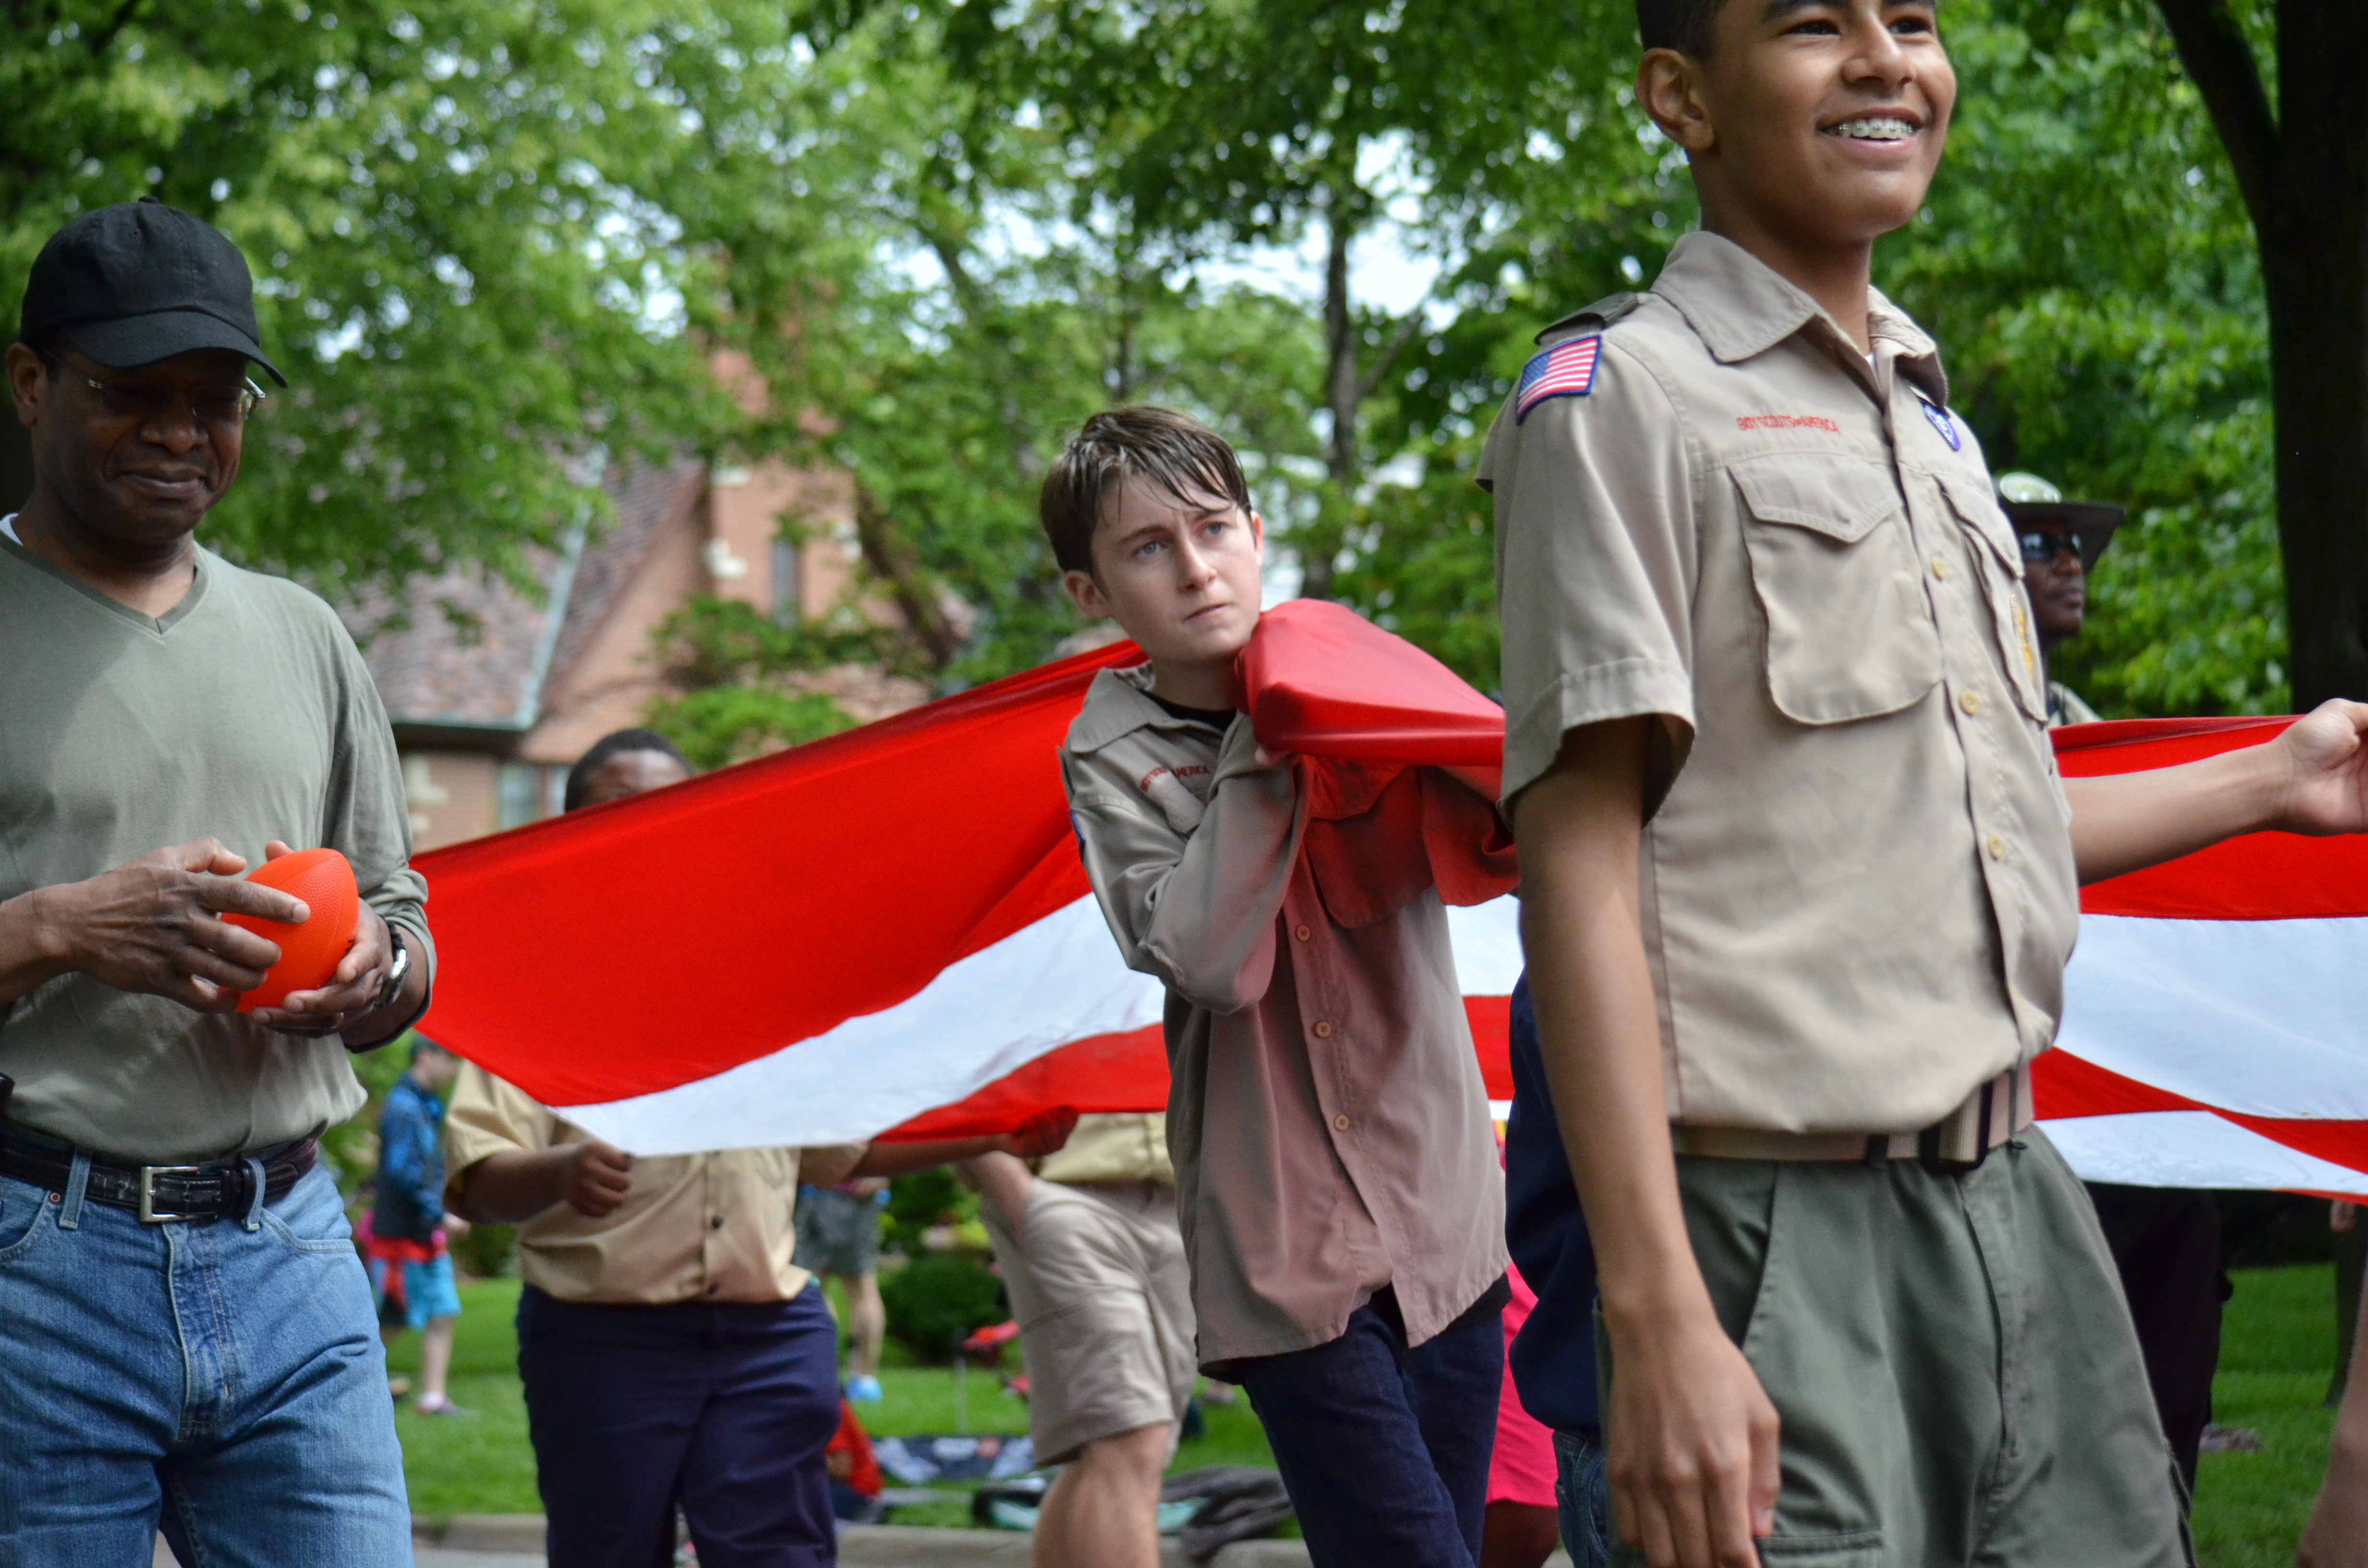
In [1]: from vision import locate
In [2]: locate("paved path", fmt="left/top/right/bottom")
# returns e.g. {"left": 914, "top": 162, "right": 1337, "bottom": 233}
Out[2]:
{"left": 165, "top": 1519, "right": 1579, "bottom": 1566}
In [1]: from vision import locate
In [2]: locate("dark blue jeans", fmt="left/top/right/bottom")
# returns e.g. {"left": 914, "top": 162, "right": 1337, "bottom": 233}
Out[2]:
{"left": 517, "top": 1283, "right": 841, "bottom": 1568}
{"left": 1233, "top": 1288, "right": 1503, "bottom": 1567}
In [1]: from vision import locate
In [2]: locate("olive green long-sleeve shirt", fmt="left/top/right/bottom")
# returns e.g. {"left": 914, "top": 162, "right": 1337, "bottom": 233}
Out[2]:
{"left": 0, "top": 529, "right": 430, "bottom": 1162}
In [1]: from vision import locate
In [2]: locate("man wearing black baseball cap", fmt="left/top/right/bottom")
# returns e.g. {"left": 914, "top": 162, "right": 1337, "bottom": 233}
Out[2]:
{"left": 0, "top": 199, "right": 430, "bottom": 1564}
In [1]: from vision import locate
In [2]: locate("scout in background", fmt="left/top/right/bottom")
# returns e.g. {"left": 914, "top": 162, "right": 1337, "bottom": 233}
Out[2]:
{"left": 444, "top": 728, "right": 1077, "bottom": 1568}
{"left": 964, "top": 1112, "right": 1196, "bottom": 1568}
{"left": 1488, "top": 5, "right": 2368, "bottom": 1568}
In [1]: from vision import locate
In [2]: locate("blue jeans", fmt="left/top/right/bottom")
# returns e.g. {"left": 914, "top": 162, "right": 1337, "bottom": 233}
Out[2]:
{"left": 0, "top": 1159, "right": 411, "bottom": 1566}
{"left": 517, "top": 1284, "right": 841, "bottom": 1568}
{"left": 1233, "top": 1288, "right": 1503, "bottom": 1568}
{"left": 1554, "top": 1428, "right": 1612, "bottom": 1568}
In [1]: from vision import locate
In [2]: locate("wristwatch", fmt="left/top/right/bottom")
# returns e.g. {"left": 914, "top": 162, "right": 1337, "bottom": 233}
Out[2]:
{"left": 375, "top": 931, "right": 412, "bottom": 1013}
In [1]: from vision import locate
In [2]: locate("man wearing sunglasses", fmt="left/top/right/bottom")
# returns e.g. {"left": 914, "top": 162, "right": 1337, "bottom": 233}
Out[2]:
{"left": 1996, "top": 470, "right": 2122, "bottom": 728}
{"left": 0, "top": 199, "right": 429, "bottom": 1564}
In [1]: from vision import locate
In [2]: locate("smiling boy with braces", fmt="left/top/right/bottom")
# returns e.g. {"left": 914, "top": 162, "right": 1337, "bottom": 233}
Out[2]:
{"left": 1481, "top": 4, "right": 2368, "bottom": 1568}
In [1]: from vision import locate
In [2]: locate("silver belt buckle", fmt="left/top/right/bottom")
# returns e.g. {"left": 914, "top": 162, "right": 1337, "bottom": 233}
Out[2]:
{"left": 137, "top": 1164, "right": 206, "bottom": 1224}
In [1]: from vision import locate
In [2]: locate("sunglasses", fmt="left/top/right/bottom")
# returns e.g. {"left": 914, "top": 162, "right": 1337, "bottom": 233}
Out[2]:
{"left": 2019, "top": 531, "right": 2083, "bottom": 565}
{"left": 40, "top": 351, "right": 263, "bottom": 429}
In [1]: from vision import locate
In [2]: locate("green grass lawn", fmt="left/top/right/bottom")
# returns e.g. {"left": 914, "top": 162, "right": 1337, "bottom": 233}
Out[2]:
{"left": 2189, "top": 1265, "right": 2342, "bottom": 1568}
{"left": 395, "top": 1267, "right": 2343, "bottom": 1560}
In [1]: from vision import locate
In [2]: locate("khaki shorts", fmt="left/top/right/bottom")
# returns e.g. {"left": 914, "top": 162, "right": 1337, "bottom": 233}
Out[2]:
{"left": 980, "top": 1178, "right": 1196, "bottom": 1466}
{"left": 1603, "top": 1131, "right": 2193, "bottom": 1568}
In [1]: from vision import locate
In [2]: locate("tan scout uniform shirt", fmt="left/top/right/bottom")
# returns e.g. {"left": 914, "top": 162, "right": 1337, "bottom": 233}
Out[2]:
{"left": 1482, "top": 231, "right": 2081, "bottom": 1137}
{"left": 1036, "top": 1113, "right": 1173, "bottom": 1186}
{"left": 1062, "top": 665, "right": 1507, "bottom": 1368}
{"left": 441, "top": 1062, "right": 862, "bottom": 1305}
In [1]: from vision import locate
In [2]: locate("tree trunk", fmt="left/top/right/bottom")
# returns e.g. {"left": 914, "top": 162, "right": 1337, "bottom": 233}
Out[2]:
{"left": 853, "top": 484, "right": 966, "bottom": 671}
{"left": 1310, "top": 213, "right": 1359, "bottom": 600}
{"left": 2160, "top": 0, "right": 2368, "bottom": 709}
{"left": 2262, "top": 3, "right": 2368, "bottom": 708}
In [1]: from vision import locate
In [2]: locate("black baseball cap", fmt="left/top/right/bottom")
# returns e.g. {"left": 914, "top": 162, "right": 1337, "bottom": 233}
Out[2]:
{"left": 16, "top": 197, "right": 285, "bottom": 385}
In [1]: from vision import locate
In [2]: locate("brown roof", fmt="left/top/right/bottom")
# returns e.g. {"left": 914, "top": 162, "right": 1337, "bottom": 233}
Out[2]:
{"left": 356, "top": 457, "right": 707, "bottom": 733}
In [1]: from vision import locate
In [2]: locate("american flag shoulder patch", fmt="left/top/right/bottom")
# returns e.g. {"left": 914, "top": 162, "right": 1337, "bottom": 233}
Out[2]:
{"left": 1515, "top": 336, "right": 1602, "bottom": 423}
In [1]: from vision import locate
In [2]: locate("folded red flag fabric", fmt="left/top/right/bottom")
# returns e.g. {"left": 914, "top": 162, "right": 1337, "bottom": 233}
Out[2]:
{"left": 1242, "top": 598, "right": 1505, "bottom": 776}
{"left": 411, "top": 615, "right": 2368, "bottom": 1197}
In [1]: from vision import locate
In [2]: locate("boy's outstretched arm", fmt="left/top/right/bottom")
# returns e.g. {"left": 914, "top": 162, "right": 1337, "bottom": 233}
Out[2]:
{"left": 1515, "top": 716, "right": 1778, "bottom": 1568}
{"left": 2063, "top": 699, "right": 2368, "bottom": 884}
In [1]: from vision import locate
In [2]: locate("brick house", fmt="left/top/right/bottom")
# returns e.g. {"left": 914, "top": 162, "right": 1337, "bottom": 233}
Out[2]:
{"left": 360, "top": 453, "right": 927, "bottom": 851}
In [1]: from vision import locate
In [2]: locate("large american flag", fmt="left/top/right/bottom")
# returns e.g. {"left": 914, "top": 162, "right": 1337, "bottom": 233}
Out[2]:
{"left": 412, "top": 613, "right": 2368, "bottom": 1198}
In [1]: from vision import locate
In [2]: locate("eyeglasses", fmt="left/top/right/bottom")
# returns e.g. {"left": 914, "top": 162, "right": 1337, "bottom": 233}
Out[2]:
{"left": 39, "top": 351, "right": 263, "bottom": 429}
{"left": 2019, "top": 531, "right": 2082, "bottom": 564}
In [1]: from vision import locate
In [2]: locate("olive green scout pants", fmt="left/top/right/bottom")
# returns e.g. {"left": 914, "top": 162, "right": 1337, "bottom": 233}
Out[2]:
{"left": 1604, "top": 1132, "right": 2194, "bottom": 1568}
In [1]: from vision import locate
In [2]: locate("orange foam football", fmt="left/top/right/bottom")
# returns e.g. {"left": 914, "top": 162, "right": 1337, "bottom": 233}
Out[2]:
{"left": 222, "top": 847, "right": 360, "bottom": 1013}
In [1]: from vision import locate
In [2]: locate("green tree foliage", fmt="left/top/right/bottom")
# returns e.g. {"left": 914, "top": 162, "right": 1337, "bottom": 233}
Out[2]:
{"left": 0, "top": 0, "right": 841, "bottom": 594}
{"left": 8, "top": 0, "right": 2295, "bottom": 721}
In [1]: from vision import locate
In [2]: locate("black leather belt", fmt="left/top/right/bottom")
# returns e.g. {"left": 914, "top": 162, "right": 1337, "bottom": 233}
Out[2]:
{"left": 0, "top": 1128, "right": 318, "bottom": 1224}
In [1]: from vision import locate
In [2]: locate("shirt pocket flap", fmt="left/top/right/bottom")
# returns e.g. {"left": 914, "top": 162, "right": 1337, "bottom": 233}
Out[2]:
{"left": 1936, "top": 470, "right": 2025, "bottom": 580}
{"left": 1730, "top": 454, "right": 1902, "bottom": 544}
{"left": 1733, "top": 457, "right": 1943, "bottom": 726}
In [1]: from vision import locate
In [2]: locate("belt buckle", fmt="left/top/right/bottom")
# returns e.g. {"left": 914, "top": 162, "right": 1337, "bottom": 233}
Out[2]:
{"left": 137, "top": 1165, "right": 206, "bottom": 1224}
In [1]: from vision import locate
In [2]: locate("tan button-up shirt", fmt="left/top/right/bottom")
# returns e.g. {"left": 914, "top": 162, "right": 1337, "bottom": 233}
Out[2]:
{"left": 1061, "top": 666, "right": 1506, "bottom": 1369}
{"left": 1036, "top": 1113, "right": 1173, "bottom": 1186}
{"left": 441, "top": 1062, "right": 862, "bottom": 1306}
{"left": 1481, "top": 231, "right": 2080, "bottom": 1137}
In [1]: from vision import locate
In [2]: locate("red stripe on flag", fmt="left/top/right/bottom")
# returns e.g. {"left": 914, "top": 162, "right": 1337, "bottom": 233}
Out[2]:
{"left": 413, "top": 639, "right": 1142, "bottom": 1108}
{"left": 2056, "top": 718, "right": 2368, "bottom": 919}
{"left": 2035, "top": 1049, "right": 2368, "bottom": 1178}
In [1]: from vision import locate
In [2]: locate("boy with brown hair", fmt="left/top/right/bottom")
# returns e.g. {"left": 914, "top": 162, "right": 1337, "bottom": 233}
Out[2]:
{"left": 1044, "top": 405, "right": 1510, "bottom": 1566}
{"left": 1486, "top": 4, "right": 2368, "bottom": 1568}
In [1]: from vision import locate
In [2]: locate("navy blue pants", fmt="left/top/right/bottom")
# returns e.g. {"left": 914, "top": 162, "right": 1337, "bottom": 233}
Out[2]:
{"left": 1233, "top": 1288, "right": 1503, "bottom": 1568}
{"left": 517, "top": 1284, "right": 840, "bottom": 1568}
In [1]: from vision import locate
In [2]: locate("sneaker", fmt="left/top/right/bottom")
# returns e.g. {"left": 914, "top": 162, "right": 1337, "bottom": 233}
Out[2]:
{"left": 845, "top": 1374, "right": 884, "bottom": 1403}
{"left": 412, "top": 1394, "right": 474, "bottom": 1418}
{"left": 2199, "top": 1424, "right": 2261, "bottom": 1454}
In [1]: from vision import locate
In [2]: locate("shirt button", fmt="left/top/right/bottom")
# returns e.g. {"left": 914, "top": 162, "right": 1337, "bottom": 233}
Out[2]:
{"left": 1333, "top": 1114, "right": 1351, "bottom": 1131}
{"left": 1312, "top": 1021, "right": 1333, "bottom": 1039}
{"left": 705, "top": 1282, "right": 720, "bottom": 1296}
{"left": 1294, "top": 923, "right": 1312, "bottom": 942}
{"left": 1960, "top": 690, "right": 1982, "bottom": 715}
{"left": 1930, "top": 554, "right": 1949, "bottom": 580}
{"left": 711, "top": 1215, "right": 725, "bottom": 1229}
{"left": 1987, "top": 834, "right": 2008, "bottom": 860}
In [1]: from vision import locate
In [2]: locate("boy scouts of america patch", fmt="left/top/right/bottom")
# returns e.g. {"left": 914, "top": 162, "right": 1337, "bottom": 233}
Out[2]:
{"left": 1515, "top": 336, "right": 1602, "bottom": 423}
{"left": 1918, "top": 394, "right": 1962, "bottom": 451}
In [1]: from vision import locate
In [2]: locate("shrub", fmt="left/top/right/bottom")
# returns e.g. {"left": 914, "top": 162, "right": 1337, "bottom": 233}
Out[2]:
{"left": 880, "top": 1252, "right": 1007, "bottom": 1362}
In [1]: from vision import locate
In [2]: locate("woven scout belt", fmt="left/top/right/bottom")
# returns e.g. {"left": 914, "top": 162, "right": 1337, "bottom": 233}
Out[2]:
{"left": 1671, "top": 1063, "right": 2033, "bottom": 1170}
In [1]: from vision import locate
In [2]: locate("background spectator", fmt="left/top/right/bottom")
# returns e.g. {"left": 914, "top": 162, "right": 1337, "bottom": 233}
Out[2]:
{"left": 795, "top": 1174, "right": 891, "bottom": 1402}
{"left": 368, "top": 1036, "right": 471, "bottom": 1415}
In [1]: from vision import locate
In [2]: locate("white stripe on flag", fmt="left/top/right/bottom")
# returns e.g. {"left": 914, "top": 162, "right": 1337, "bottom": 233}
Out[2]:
{"left": 564, "top": 896, "right": 1163, "bottom": 1155}
{"left": 2041, "top": 1111, "right": 2368, "bottom": 1198}
{"left": 1447, "top": 896, "right": 1525, "bottom": 996}
{"left": 558, "top": 892, "right": 1533, "bottom": 1155}
{"left": 2062, "top": 915, "right": 2368, "bottom": 1117}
